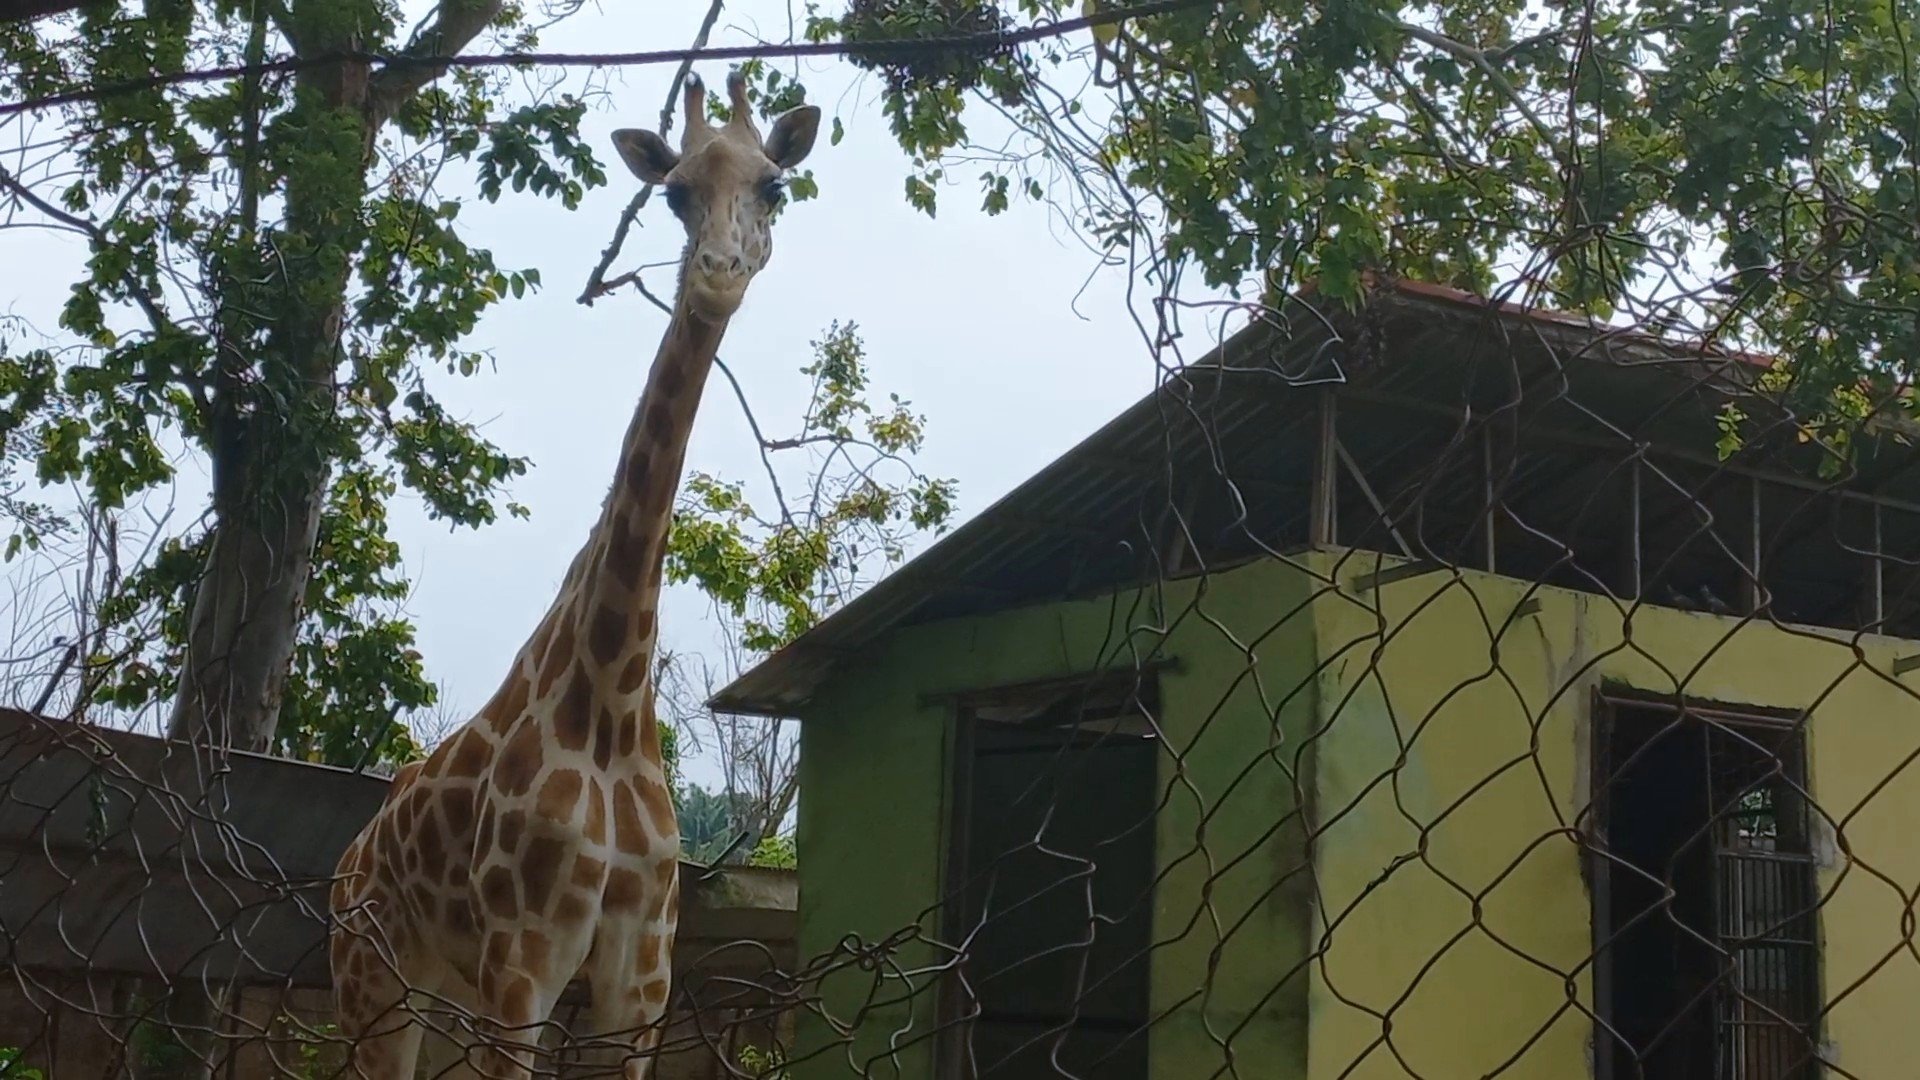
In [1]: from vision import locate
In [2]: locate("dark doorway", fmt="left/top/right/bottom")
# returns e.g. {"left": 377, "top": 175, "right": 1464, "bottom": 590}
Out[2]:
{"left": 939, "top": 676, "right": 1159, "bottom": 1080}
{"left": 1591, "top": 696, "right": 1822, "bottom": 1080}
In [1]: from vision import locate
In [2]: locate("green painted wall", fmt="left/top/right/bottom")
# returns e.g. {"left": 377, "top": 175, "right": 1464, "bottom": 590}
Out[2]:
{"left": 788, "top": 547, "right": 1920, "bottom": 1079}
{"left": 791, "top": 556, "right": 1322, "bottom": 1079}
{"left": 1305, "top": 549, "right": 1920, "bottom": 1079}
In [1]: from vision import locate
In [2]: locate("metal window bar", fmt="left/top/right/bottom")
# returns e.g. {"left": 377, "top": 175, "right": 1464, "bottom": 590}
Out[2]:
{"left": 1707, "top": 727, "right": 1821, "bottom": 1080}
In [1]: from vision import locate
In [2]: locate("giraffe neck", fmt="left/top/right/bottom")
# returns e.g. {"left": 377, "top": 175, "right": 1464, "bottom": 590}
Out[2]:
{"left": 502, "top": 295, "right": 727, "bottom": 763}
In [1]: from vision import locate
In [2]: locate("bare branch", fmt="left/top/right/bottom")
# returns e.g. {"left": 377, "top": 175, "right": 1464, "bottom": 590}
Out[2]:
{"left": 577, "top": 0, "right": 727, "bottom": 306}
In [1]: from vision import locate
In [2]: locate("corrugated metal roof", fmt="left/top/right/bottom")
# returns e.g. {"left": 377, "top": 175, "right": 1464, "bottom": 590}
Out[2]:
{"left": 706, "top": 278, "right": 1867, "bottom": 717}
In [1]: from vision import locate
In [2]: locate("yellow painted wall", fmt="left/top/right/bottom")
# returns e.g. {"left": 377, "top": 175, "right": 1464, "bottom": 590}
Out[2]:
{"left": 1305, "top": 548, "right": 1920, "bottom": 1079}
{"left": 790, "top": 544, "right": 1920, "bottom": 1079}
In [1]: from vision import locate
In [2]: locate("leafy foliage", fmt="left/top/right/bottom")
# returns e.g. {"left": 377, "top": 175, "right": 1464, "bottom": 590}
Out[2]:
{"left": 667, "top": 321, "right": 956, "bottom": 653}
{"left": 793, "top": 0, "right": 1920, "bottom": 460}
{"left": 0, "top": 0, "right": 604, "bottom": 760}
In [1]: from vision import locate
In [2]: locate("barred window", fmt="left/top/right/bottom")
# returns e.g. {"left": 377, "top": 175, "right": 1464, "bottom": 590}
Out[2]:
{"left": 1592, "top": 695, "right": 1823, "bottom": 1080}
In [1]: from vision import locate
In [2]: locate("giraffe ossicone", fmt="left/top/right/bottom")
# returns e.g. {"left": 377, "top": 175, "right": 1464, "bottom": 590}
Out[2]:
{"left": 327, "top": 67, "right": 820, "bottom": 1079}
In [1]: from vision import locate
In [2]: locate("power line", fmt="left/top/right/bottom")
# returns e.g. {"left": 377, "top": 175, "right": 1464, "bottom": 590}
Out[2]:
{"left": 0, "top": 0, "right": 1212, "bottom": 119}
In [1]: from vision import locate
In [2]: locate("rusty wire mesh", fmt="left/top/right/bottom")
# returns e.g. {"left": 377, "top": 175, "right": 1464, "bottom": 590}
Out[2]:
{"left": 3, "top": 0, "right": 1920, "bottom": 1074}
{"left": 0, "top": 270, "right": 1912, "bottom": 1080}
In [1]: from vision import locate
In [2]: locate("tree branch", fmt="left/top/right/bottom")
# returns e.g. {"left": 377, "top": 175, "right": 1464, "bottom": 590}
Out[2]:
{"left": 0, "top": 0, "right": 84, "bottom": 27}
{"left": 365, "top": 0, "right": 507, "bottom": 126}
{"left": 577, "top": 0, "right": 727, "bottom": 306}
{"left": 0, "top": 163, "right": 175, "bottom": 339}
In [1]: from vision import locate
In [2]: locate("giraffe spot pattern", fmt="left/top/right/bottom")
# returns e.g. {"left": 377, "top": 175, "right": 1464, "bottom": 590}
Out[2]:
{"left": 522, "top": 835, "right": 568, "bottom": 914}
{"left": 520, "top": 929, "right": 553, "bottom": 980}
{"left": 443, "top": 786, "right": 475, "bottom": 835}
{"left": 634, "top": 934, "right": 664, "bottom": 971}
{"left": 555, "top": 666, "right": 593, "bottom": 751}
{"left": 418, "top": 820, "right": 447, "bottom": 882}
{"left": 638, "top": 774, "right": 675, "bottom": 835}
{"left": 612, "top": 780, "right": 649, "bottom": 855}
{"left": 616, "top": 706, "right": 637, "bottom": 758}
{"left": 487, "top": 674, "right": 533, "bottom": 735}
{"left": 616, "top": 651, "right": 649, "bottom": 694}
{"left": 555, "top": 892, "right": 591, "bottom": 924}
{"left": 589, "top": 603, "right": 627, "bottom": 666}
{"left": 496, "top": 720, "right": 544, "bottom": 797}
{"left": 540, "top": 619, "right": 577, "bottom": 693}
{"left": 536, "top": 768, "right": 583, "bottom": 821}
{"left": 481, "top": 866, "right": 519, "bottom": 919}
{"left": 584, "top": 778, "right": 608, "bottom": 844}
{"left": 498, "top": 809, "right": 526, "bottom": 855}
{"left": 448, "top": 729, "right": 489, "bottom": 778}
{"left": 622, "top": 448, "right": 651, "bottom": 501}
{"left": 604, "top": 867, "right": 646, "bottom": 910}
{"left": 571, "top": 853, "right": 607, "bottom": 889}
{"left": 593, "top": 707, "right": 617, "bottom": 770}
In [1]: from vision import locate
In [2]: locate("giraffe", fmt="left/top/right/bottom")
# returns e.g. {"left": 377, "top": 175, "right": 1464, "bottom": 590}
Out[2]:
{"left": 327, "top": 68, "right": 821, "bottom": 1079}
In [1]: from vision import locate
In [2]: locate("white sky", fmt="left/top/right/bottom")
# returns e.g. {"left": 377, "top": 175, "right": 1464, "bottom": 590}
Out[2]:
{"left": 2, "top": 0, "right": 1217, "bottom": 789}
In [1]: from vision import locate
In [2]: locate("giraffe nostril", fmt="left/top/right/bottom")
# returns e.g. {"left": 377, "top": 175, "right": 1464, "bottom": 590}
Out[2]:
{"left": 729, "top": 257, "right": 747, "bottom": 276}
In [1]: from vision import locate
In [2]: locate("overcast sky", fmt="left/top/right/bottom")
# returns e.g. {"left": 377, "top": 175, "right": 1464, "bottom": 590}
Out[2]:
{"left": 2, "top": 0, "right": 1224, "bottom": 787}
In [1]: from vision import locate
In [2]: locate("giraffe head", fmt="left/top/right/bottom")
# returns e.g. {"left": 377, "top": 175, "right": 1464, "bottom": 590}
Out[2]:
{"left": 611, "top": 69, "right": 822, "bottom": 322}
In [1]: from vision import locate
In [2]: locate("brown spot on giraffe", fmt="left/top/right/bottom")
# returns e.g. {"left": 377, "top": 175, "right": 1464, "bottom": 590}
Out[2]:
{"left": 638, "top": 774, "right": 675, "bottom": 832}
{"left": 443, "top": 786, "right": 476, "bottom": 836}
{"left": 622, "top": 449, "right": 652, "bottom": 501}
{"left": 418, "top": 819, "right": 447, "bottom": 883}
{"left": 496, "top": 721, "right": 545, "bottom": 797}
{"left": 616, "top": 707, "right": 637, "bottom": 758}
{"left": 604, "top": 867, "right": 646, "bottom": 910}
{"left": 584, "top": 777, "right": 608, "bottom": 844}
{"left": 498, "top": 810, "right": 527, "bottom": 855}
{"left": 593, "top": 707, "right": 617, "bottom": 771}
{"left": 556, "top": 892, "right": 591, "bottom": 924}
{"left": 612, "top": 780, "right": 649, "bottom": 856}
{"left": 447, "top": 729, "right": 489, "bottom": 778}
{"left": 590, "top": 603, "right": 628, "bottom": 666}
{"left": 520, "top": 929, "right": 554, "bottom": 980}
{"left": 486, "top": 671, "right": 534, "bottom": 735}
{"left": 536, "top": 768, "right": 583, "bottom": 821}
{"left": 616, "top": 651, "right": 650, "bottom": 694}
{"left": 538, "top": 619, "right": 577, "bottom": 695}
{"left": 635, "top": 934, "right": 664, "bottom": 971}
{"left": 481, "top": 866, "right": 519, "bottom": 919}
{"left": 555, "top": 666, "right": 593, "bottom": 751}
{"left": 325, "top": 68, "right": 822, "bottom": 1076}
{"left": 475, "top": 801, "right": 497, "bottom": 855}
{"left": 522, "top": 835, "right": 569, "bottom": 914}
{"left": 572, "top": 853, "right": 607, "bottom": 889}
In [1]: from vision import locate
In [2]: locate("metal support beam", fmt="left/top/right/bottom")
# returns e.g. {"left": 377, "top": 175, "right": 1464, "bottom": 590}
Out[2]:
{"left": 1744, "top": 475, "right": 1764, "bottom": 615}
{"left": 1344, "top": 388, "right": 1920, "bottom": 518}
{"left": 1309, "top": 390, "right": 1338, "bottom": 547}
{"left": 1482, "top": 424, "right": 1498, "bottom": 574}
{"left": 1334, "top": 438, "right": 1414, "bottom": 558}
{"left": 1629, "top": 456, "right": 1643, "bottom": 600}
{"left": 1872, "top": 502, "right": 1886, "bottom": 630}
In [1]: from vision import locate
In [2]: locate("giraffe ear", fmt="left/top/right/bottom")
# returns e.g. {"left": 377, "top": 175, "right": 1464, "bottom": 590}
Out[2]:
{"left": 763, "top": 105, "right": 821, "bottom": 170}
{"left": 612, "top": 128, "right": 679, "bottom": 185}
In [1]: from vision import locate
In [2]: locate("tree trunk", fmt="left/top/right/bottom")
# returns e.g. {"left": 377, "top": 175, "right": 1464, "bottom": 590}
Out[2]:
{"left": 163, "top": 460, "right": 326, "bottom": 752}
{"left": 138, "top": 28, "right": 372, "bottom": 1077}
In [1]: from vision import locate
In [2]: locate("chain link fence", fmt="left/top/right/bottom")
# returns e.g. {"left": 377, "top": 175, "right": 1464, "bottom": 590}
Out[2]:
{"left": 0, "top": 274, "right": 1908, "bottom": 1079}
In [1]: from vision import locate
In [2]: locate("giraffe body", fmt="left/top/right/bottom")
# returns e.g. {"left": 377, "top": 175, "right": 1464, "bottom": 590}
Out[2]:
{"left": 328, "top": 69, "right": 820, "bottom": 1078}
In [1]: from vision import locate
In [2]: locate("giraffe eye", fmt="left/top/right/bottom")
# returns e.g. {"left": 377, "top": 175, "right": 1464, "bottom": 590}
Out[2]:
{"left": 761, "top": 178, "right": 786, "bottom": 206}
{"left": 662, "top": 182, "right": 691, "bottom": 218}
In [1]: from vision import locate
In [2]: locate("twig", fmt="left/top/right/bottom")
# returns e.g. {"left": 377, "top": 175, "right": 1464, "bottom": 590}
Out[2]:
{"left": 577, "top": 0, "right": 728, "bottom": 306}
